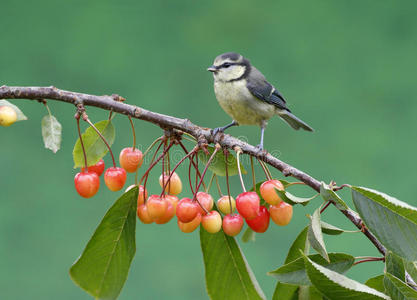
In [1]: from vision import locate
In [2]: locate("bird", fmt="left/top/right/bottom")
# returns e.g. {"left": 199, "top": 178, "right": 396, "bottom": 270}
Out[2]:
{"left": 207, "top": 52, "right": 313, "bottom": 150}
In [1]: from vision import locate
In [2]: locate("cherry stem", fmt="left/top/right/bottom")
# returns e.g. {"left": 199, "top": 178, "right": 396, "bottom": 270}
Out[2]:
{"left": 139, "top": 139, "right": 165, "bottom": 186}
{"left": 76, "top": 117, "right": 88, "bottom": 172}
{"left": 206, "top": 173, "right": 215, "bottom": 193}
{"left": 178, "top": 141, "right": 206, "bottom": 190}
{"left": 192, "top": 145, "right": 219, "bottom": 214}
{"left": 286, "top": 182, "right": 306, "bottom": 187}
{"left": 257, "top": 157, "right": 272, "bottom": 181}
{"left": 128, "top": 116, "right": 136, "bottom": 150}
{"left": 215, "top": 174, "right": 223, "bottom": 197}
{"left": 353, "top": 257, "right": 384, "bottom": 265}
{"left": 224, "top": 150, "right": 233, "bottom": 213}
{"left": 159, "top": 145, "right": 198, "bottom": 198}
{"left": 235, "top": 148, "right": 246, "bottom": 192}
{"left": 84, "top": 116, "right": 116, "bottom": 168}
{"left": 188, "top": 152, "right": 195, "bottom": 194}
{"left": 194, "top": 152, "right": 199, "bottom": 192}
{"left": 320, "top": 201, "right": 331, "bottom": 214}
{"left": 250, "top": 156, "right": 256, "bottom": 192}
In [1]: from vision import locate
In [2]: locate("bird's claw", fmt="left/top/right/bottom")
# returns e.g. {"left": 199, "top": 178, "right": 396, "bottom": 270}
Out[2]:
{"left": 256, "top": 144, "right": 264, "bottom": 151}
{"left": 212, "top": 127, "right": 224, "bottom": 136}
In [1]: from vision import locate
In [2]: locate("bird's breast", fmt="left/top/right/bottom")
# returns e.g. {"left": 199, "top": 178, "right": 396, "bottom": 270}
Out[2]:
{"left": 214, "top": 80, "right": 275, "bottom": 126}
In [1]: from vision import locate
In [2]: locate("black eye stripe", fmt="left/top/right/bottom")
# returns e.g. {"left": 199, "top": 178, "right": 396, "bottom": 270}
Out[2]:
{"left": 218, "top": 62, "right": 243, "bottom": 69}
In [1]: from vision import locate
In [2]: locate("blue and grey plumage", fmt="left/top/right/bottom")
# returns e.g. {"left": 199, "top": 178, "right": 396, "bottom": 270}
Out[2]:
{"left": 208, "top": 52, "right": 313, "bottom": 149}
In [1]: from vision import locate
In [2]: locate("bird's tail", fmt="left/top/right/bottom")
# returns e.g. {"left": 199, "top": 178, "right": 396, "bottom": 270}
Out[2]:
{"left": 277, "top": 110, "right": 314, "bottom": 132}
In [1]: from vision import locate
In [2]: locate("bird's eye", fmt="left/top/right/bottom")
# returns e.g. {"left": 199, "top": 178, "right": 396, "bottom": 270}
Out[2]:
{"left": 223, "top": 63, "right": 232, "bottom": 68}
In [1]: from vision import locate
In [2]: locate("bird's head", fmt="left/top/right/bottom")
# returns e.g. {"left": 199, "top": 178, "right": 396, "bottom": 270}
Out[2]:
{"left": 207, "top": 52, "right": 250, "bottom": 82}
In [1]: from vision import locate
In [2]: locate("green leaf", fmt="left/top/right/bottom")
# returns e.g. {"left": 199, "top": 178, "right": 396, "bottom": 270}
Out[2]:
{"left": 268, "top": 253, "right": 354, "bottom": 286}
{"left": 352, "top": 186, "right": 417, "bottom": 261}
{"left": 365, "top": 275, "right": 386, "bottom": 294}
{"left": 197, "top": 146, "right": 246, "bottom": 177}
{"left": 308, "top": 209, "right": 329, "bottom": 262}
{"left": 384, "top": 272, "right": 417, "bottom": 300}
{"left": 276, "top": 190, "right": 317, "bottom": 206}
{"left": 0, "top": 99, "right": 28, "bottom": 121}
{"left": 272, "top": 283, "right": 298, "bottom": 300}
{"left": 200, "top": 227, "right": 266, "bottom": 300}
{"left": 386, "top": 251, "right": 405, "bottom": 281}
{"left": 70, "top": 187, "right": 138, "bottom": 299}
{"left": 303, "top": 255, "right": 390, "bottom": 299}
{"left": 320, "top": 221, "right": 350, "bottom": 235}
{"left": 72, "top": 120, "right": 115, "bottom": 168}
{"left": 41, "top": 115, "right": 62, "bottom": 153}
{"left": 242, "top": 227, "right": 256, "bottom": 243}
{"left": 404, "top": 260, "right": 417, "bottom": 284}
{"left": 320, "top": 182, "right": 348, "bottom": 210}
{"left": 285, "top": 226, "right": 310, "bottom": 264}
{"left": 298, "top": 285, "right": 324, "bottom": 300}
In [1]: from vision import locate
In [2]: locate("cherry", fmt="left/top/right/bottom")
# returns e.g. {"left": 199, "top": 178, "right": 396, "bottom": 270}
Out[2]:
{"left": 260, "top": 179, "right": 284, "bottom": 205}
{"left": 104, "top": 167, "right": 127, "bottom": 191}
{"left": 137, "top": 185, "right": 148, "bottom": 206}
{"left": 270, "top": 202, "right": 293, "bottom": 226}
{"left": 163, "top": 195, "right": 179, "bottom": 211}
{"left": 81, "top": 159, "right": 105, "bottom": 176}
{"left": 178, "top": 213, "right": 202, "bottom": 233}
{"left": 74, "top": 171, "right": 100, "bottom": 198}
{"left": 196, "top": 192, "right": 214, "bottom": 214}
{"left": 202, "top": 211, "right": 222, "bottom": 233}
{"left": 155, "top": 201, "right": 175, "bottom": 224}
{"left": 217, "top": 195, "right": 236, "bottom": 214}
{"left": 176, "top": 198, "right": 199, "bottom": 223}
{"left": 246, "top": 205, "right": 270, "bottom": 233}
{"left": 159, "top": 172, "right": 182, "bottom": 195}
{"left": 137, "top": 204, "right": 153, "bottom": 224}
{"left": 222, "top": 214, "right": 244, "bottom": 236}
{"left": 0, "top": 106, "right": 17, "bottom": 127}
{"left": 236, "top": 192, "right": 260, "bottom": 220}
{"left": 119, "top": 147, "right": 143, "bottom": 173}
{"left": 146, "top": 195, "right": 168, "bottom": 220}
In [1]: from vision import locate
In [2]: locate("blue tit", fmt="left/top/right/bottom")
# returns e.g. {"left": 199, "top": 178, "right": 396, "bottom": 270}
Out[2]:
{"left": 208, "top": 52, "right": 313, "bottom": 150}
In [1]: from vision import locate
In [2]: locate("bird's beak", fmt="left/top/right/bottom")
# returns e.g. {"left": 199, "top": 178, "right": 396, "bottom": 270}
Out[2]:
{"left": 207, "top": 66, "right": 217, "bottom": 73}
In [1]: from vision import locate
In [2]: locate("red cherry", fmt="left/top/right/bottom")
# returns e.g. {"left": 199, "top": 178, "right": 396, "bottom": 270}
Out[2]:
{"left": 260, "top": 180, "right": 284, "bottom": 205}
{"left": 155, "top": 201, "right": 175, "bottom": 224}
{"left": 270, "top": 202, "right": 293, "bottom": 226}
{"left": 81, "top": 159, "right": 105, "bottom": 176}
{"left": 104, "top": 167, "right": 127, "bottom": 191}
{"left": 236, "top": 192, "right": 260, "bottom": 220}
{"left": 137, "top": 185, "right": 148, "bottom": 206}
{"left": 163, "top": 195, "right": 179, "bottom": 211}
{"left": 222, "top": 214, "right": 244, "bottom": 236}
{"left": 196, "top": 192, "right": 214, "bottom": 214}
{"left": 119, "top": 147, "right": 143, "bottom": 173}
{"left": 176, "top": 198, "right": 199, "bottom": 223}
{"left": 74, "top": 171, "right": 100, "bottom": 198}
{"left": 202, "top": 211, "right": 222, "bottom": 233}
{"left": 159, "top": 172, "right": 182, "bottom": 195}
{"left": 217, "top": 195, "right": 236, "bottom": 214}
{"left": 146, "top": 195, "right": 168, "bottom": 220}
{"left": 178, "top": 213, "right": 202, "bottom": 233}
{"left": 137, "top": 204, "right": 153, "bottom": 224}
{"left": 246, "top": 205, "right": 270, "bottom": 233}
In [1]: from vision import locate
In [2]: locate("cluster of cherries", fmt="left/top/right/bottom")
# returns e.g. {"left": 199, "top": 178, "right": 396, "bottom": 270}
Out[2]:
{"left": 136, "top": 178, "right": 293, "bottom": 236}
{"left": 74, "top": 147, "right": 143, "bottom": 198}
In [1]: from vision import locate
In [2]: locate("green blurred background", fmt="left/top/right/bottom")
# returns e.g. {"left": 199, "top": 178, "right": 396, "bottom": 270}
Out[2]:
{"left": 1, "top": 0, "right": 417, "bottom": 299}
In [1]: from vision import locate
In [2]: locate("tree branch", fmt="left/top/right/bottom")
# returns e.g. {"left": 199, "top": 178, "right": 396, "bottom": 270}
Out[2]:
{"left": 0, "top": 85, "right": 386, "bottom": 256}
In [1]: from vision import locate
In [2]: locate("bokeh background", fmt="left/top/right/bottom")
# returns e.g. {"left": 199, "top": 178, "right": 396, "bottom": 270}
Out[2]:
{"left": 1, "top": 0, "right": 417, "bottom": 299}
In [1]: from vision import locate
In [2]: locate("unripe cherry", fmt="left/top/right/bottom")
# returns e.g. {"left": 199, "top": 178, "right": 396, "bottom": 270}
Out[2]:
{"left": 146, "top": 195, "right": 168, "bottom": 220}
{"left": 155, "top": 201, "right": 175, "bottom": 224}
{"left": 196, "top": 192, "right": 214, "bottom": 214}
{"left": 178, "top": 213, "right": 202, "bottom": 233}
{"left": 81, "top": 159, "right": 105, "bottom": 176}
{"left": 270, "top": 202, "right": 293, "bottom": 226}
{"left": 260, "top": 179, "right": 284, "bottom": 205}
{"left": 104, "top": 167, "right": 127, "bottom": 191}
{"left": 74, "top": 171, "right": 100, "bottom": 198}
{"left": 159, "top": 172, "right": 182, "bottom": 195}
{"left": 119, "top": 147, "right": 143, "bottom": 173}
{"left": 236, "top": 192, "right": 260, "bottom": 220}
{"left": 222, "top": 214, "right": 244, "bottom": 236}
{"left": 137, "top": 204, "right": 153, "bottom": 224}
{"left": 0, "top": 106, "right": 17, "bottom": 127}
{"left": 202, "top": 211, "right": 222, "bottom": 233}
{"left": 176, "top": 198, "right": 199, "bottom": 223}
{"left": 246, "top": 205, "right": 270, "bottom": 233}
{"left": 217, "top": 195, "right": 236, "bottom": 214}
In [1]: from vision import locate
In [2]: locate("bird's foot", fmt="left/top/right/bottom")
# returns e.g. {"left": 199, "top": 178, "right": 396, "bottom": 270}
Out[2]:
{"left": 256, "top": 143, "right": 264, "bottom": 151}
{"left": 212, "top": 127, "right": 224, "bottom": 136}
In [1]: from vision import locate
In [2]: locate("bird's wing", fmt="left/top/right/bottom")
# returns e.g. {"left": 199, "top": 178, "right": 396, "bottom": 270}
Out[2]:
{"left": 246, "top": 74, "right": 290, "bottom": 112}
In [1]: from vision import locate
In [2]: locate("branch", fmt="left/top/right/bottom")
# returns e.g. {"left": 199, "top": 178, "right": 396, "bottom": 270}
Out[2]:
{"left": 0, "top": 85, "right": 386, "bottom": 255}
